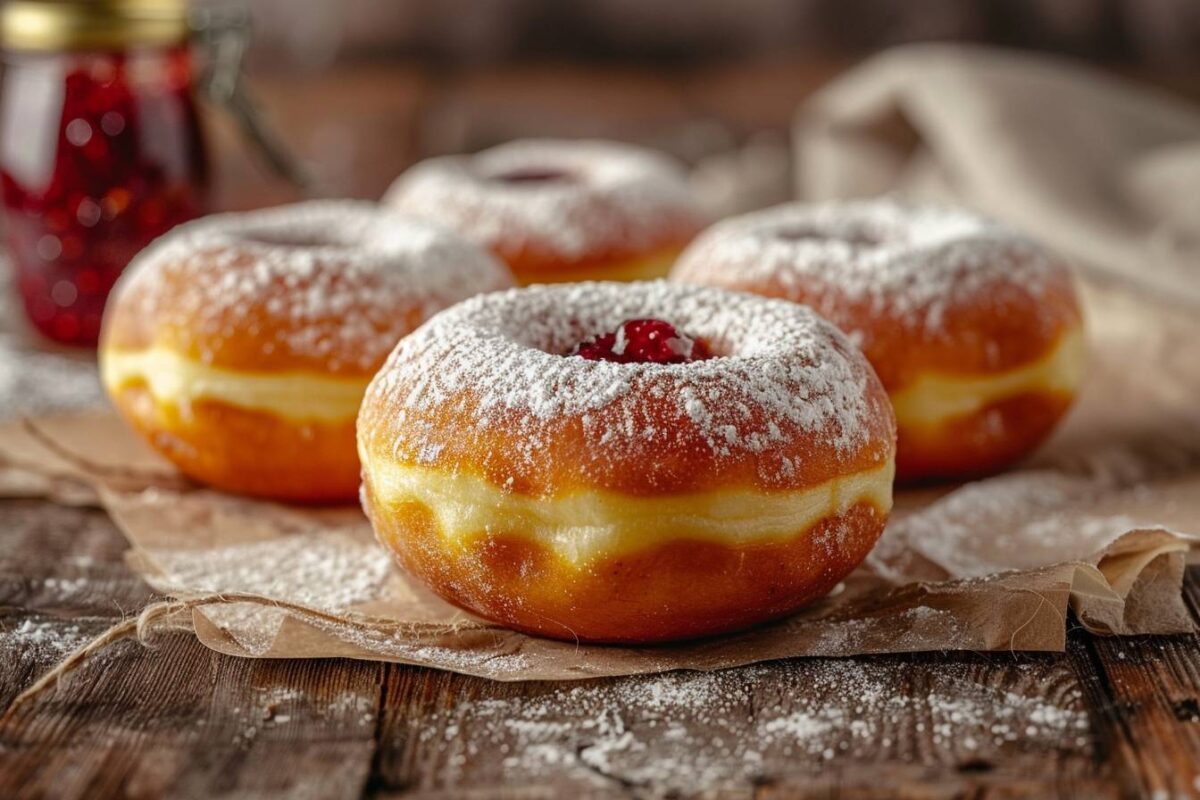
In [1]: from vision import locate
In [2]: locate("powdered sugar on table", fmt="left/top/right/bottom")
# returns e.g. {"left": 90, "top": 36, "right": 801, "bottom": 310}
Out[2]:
{"left": 412, "top": 660, "right": 1091, "bottom": 795}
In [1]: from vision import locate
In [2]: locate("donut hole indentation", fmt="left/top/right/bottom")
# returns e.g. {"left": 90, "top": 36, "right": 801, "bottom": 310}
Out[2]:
{"left": 773, "top": 225, "right": 882, "bottom": 248}
{"left": 568, "top": 318, "right": 714, "bottom": 365}
{"left": 488, "top": 167, "right": 577, "bottom": 186}
{"left": 243, "top": 231, "right": 352, "bottom": 250}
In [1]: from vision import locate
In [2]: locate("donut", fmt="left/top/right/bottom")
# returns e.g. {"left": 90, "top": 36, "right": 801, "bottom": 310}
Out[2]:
{"left": 357, "top": 281, "right": 896, "bottom": 643}
{"left": 670, "top": 200, "right": 1085, "bottom": 482}
{"left": 100, "top": 200, "right": 513, "bottom": 502}
{"left": 383, "top": 139, "right": 708, "bottom": 285}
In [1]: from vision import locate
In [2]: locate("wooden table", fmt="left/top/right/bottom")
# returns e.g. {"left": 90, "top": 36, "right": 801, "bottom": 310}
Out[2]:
{"left": 1, "top": 499, "right": 1198, "bottom": 798}
{"left": 3, "top": 59, "right": 1200, "bottom": 799}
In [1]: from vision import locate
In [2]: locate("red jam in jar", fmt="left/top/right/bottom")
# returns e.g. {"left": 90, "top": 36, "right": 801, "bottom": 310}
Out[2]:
{"left": 1, "top": 2, "right": 208, "bottom": 346}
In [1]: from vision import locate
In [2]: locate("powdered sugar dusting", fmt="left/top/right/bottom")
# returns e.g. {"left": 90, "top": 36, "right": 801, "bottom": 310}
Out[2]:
{"left": 147, "top": 532, "right": 393, "bottom": 609}
{"left": 411, "top": 660, "right": 1090, "bottom": 794}
{"left": 108, "top": 200, "right": 512, "bottom": 371}
{"left": 1, "top": 617, "right": 97, "bottom": 660}
{"left": 144, "top": 531, "right": 394, "bottom": 655}
{"left": 360, "top": 281, "right": 892, "bottom": 483}
{"left": 872, "top": 464, "right": 1193, "bottom": 583}
{"left": 672, "top": 199, "right": 1066, "bottom": 336}
{"left": 305, "top": 617, "right": 536, "bottom": 675}
{"left": 384, "top": 139, "right": 705, "bottom": 260}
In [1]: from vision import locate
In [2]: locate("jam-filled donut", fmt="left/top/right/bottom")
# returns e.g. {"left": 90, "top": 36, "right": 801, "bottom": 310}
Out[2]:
{"left": 670, "top": 200, "right": 1085, "bottom": 481}
{"left": 358, "top": 281, "right": 896, "bottom": 643}
{"left": 100, "top": 200, "right": 513, "bottom": 503}
{"left": 383, "top": 139, "right": 707, "bottom": 285}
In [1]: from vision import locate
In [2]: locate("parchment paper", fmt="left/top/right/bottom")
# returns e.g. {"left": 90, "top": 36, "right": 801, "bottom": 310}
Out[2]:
{"left": 1, "top": 275, "right": 1197, "bottom": 681}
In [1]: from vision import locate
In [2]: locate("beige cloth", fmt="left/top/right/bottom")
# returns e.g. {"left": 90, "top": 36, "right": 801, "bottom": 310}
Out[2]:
{"left": 794, "top": 44, "right": 1200, "bottom": 303}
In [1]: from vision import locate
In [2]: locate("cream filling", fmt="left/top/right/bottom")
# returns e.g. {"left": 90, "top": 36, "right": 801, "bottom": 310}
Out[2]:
{"left": 889, "top": 328, "right": 1086, "bottom": 430}
{"left": 101, "top": 346, "right": 367, "bottom": 423}
{"left": 363, "top": 456, "right": 895, "bottom": 565}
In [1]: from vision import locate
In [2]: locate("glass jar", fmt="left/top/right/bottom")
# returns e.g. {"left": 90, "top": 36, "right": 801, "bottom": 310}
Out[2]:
{"left": 1, "top": 0, "right": 209, "bottom": 346}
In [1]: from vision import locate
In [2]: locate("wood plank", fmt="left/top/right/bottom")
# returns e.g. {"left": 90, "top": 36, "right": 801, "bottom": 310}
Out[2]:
{"left": 1070, "top": 568, "right": 1200, "bottom": 800}
{"left": 371, "top": 651, "right": 1106, "bottom": 798}
{"left": 0, "top": 611, "right": 129, "bottom": 712}
{"left": 0, "top": 632, "right": 383, "bottom": 799}
{"left": 0, "top": 513, "right": 1193, "bottom": 799}
{"left": 0, "top": 513, "right": 1164, "bottom": 800}
{"left": 157, "top": 653, "right": 382, "bottom": 800}
{"left": 0, "top": 497, "right": 1121, "bottom": 799}
{"left": 0, "top": 498, "right": 383, "bottom": 800}
{"left": 0, "top": 502, "right": 153, "bottom": 618}
{"left": 0, "top": 500, "right": 149, "bottom": 710}
{"left": 0, "top": 501, "right": 131, "bottom": 573}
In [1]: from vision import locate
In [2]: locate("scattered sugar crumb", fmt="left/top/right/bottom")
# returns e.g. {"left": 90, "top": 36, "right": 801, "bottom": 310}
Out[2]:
{"left": 397, "top": 660, "right": 1092, "bottom": 795}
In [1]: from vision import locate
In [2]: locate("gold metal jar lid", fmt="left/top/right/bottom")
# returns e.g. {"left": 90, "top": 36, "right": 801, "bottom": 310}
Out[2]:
{"left": 1, "top": 0, "right": 189, "bottom": 52}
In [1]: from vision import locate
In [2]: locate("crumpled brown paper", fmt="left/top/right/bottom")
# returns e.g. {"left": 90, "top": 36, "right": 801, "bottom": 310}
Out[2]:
{"left": 1, "top": 276, "right": 1197, "bottom": 681}
{"left": 793, "top": 44, "right": 1200, "bottom": 304}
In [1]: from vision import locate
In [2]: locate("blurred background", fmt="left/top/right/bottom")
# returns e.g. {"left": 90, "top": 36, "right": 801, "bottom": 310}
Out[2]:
{"left": 1, "top": 0, "right": 1199, "bottom": 413}
{"left": 215, "top": 0, "right": 1200, "bottom": 209}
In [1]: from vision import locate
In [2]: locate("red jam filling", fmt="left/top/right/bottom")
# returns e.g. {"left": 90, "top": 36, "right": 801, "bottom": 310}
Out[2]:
{"left": 0, "top": 46, "right": 208, "bottom": 346}
{"left": 571, "top": 318, "right": 712, "bottom": 364}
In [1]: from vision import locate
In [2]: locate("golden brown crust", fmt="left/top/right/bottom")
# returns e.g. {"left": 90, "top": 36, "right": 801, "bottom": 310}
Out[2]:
{"left": 356, "top": 282, "right": 897, "bottom": 499}
{"left": 109, "top": 384, "right": 361, "bottom": 503}
{"left": 100, "top": 201, "right": 513, "bottom": 376}
{"left": 103, "top": 247, "right": 430, "bottom": 378}
{"left": 360, "top": 373, "right": 895, "bottom": 498}
{"left": 672, "top": 257, "right": 1082, "bottom": 482}
{"left": 696, "top": 259, "right": 1082, "bottom": 390}
{"left": 98, "top": 202, "right": 514, "bottom": 502}
{"left": 359, "top": 281, "right": 896, "bottom": 641}
{"left": 896, "top": 391, "right": 1076, "bottom": 481}
{"left": 384, "top": 139, "right": 708, "bottom": 287}
{"left": 364, "top": 483, "right": 888, "bottom": 643}
{"left": 669, "top": 203, "right": 1086, "bottom": 481}
{"left": 496, "top": 234, "right": 697, "bottom": 285}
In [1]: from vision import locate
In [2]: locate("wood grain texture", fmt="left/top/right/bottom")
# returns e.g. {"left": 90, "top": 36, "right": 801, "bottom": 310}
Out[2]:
{"left": 0, "top": 634, "right": 383, "bottom": 799}
{"left": 1072, "top": 584, "right": 1200, "bottom": 799}
{"left": 369, "top": 651, "right": 1111, "bottom": 799}
{"left": 0, "top": 485, "right": 1197, "bottom": 799}
{"left": 0, "top": 503, "right": 385, "bottom": 799}
{"left": 0, "top": 502, "right": 150, "bottom": 613}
